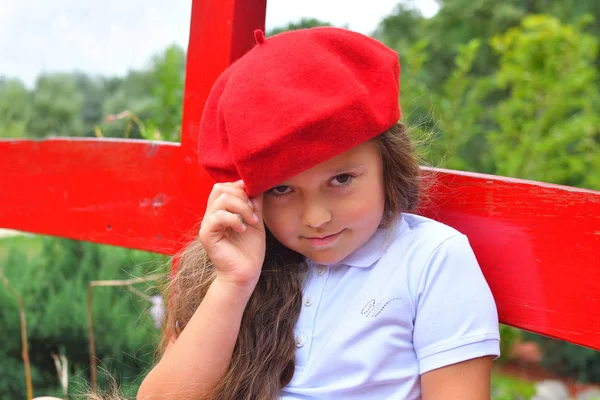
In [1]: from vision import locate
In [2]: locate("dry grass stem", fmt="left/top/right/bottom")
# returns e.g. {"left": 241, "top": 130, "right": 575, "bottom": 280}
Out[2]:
{"left": 0, "top": 266, "right": 33, "bottom": 400}
{"left": 87, "top": 274, "right": 163, "bottom": 392}
{"left": 51, "top": 353, "right": 69, "bottom": 399}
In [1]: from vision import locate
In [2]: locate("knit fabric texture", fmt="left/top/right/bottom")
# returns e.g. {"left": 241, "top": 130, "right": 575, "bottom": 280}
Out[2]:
{"left": 198, "top": 27, "right": 401, "bottom": 196}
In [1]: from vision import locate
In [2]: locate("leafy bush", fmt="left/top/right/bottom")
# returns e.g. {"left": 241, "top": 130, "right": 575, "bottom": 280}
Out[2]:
{"left": 526, "top": 332, "right": 600, "bottom": 383}
{"left": 0, "top": 235, "right": 168, "bottom": 398}
{"left": 491, "top": 373, "right": 536, "bottom": 400}
{"left": 499, "top": 324, "right": 522, "bottom": 362}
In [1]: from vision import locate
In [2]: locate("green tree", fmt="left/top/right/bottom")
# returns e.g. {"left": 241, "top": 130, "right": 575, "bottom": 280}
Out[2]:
{"left": 388, "top": 0, "right": 600, "bottom": 89}
{"left": 0, "top": 78, "right": 32, "bottom": 138}
{"left": 486, "top": 15, "right": 600, "bottom": 188}
{"left": 372, "top": 3, "right": 427, "bottom": 48}
{"left": 0, "top": 236, "right": 167, "bottom": 398}
{"left": 100, "top": 71, "right": 156, "bottom": 139}
{"left": 100, "top": 45, "right": 186, "bottom": 141}
{"left": 421, "top": 0, "right": 525, "bottom": 86}
{"left": 146, "top": 44, "right": 186, "bottom": 142}
{"left": 72, "top": 73, "right": 109, "bottom": 138}
{"left": 399, "top": 38, "right": 494, "bottom": 173}
{"left": 25, "top": 74, "right": 84, "bottom": 138}
{"left": 267, "top": 18, "right": 333, "bottom": 36}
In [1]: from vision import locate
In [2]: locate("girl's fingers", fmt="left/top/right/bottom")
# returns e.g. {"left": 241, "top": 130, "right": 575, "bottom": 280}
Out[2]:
{"left": 201, "top": 181, "right": 259, "bottom": 241}
{"left": 249, "top": 193, "right": 263, "bottom": 220}
{"left": 201, "top": 210, "right": 247, "bottom": 238}
{"left": 206, "top": 192, "right": 258, "bottom": 228}
{"left": 207, "top": 182, "right": 249, "bottom": 207}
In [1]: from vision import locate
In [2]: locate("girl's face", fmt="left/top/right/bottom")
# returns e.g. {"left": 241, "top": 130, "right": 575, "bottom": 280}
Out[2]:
{"left": 263, "top": 140, "right": 385, "bottom": 265}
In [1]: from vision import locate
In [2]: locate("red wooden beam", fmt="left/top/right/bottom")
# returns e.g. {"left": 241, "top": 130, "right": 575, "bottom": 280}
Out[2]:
{"left": 420, "top": 168, "right": 600, "bottom": 350}
{"left": 180, "top": 0, "right": 267, "bottom": 157}
{"left": 0, "top": 139, "right": 191, "bottom": 254}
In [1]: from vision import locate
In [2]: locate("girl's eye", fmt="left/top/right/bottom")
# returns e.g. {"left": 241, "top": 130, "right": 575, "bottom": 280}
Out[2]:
{"left": 269, "top": 186, "right": 292, "bottom": 197}
{"left": 331, "top": 173, "right": 353, "bottom": 186}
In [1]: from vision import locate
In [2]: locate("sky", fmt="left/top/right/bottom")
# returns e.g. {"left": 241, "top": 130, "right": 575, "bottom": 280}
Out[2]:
{"left": 0, "top": 0, "right": 439, "bottom": 88}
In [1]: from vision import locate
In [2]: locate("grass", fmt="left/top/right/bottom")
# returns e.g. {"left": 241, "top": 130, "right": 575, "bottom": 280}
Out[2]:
{"left": 0, "top": 233, "right": 44, "bottom": 261}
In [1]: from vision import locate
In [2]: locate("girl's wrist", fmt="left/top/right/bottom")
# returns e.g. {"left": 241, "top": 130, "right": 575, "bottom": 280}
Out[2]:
{"left": 211, "top": 276, "right": 257, "bottom": 305}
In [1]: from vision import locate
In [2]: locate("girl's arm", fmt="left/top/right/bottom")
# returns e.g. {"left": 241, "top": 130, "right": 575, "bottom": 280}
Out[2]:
{"left": 420, "top": 356, "right": 494, "bottom": 400}
{"left": 138, "top": 181, "right": 265, "bottom": 400}
{"left": 137, "top": 279, "right": 253, "bottom": 400}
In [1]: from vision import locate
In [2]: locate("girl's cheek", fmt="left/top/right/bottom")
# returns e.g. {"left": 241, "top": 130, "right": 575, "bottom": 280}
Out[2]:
{"left": 343, "top": 192, "right": 384, "bottom": 223}
{"left": 346, "top": 201, "right": 372, "bottom": 220}
{"left": 263, "top": 203, "right": 295, "bottom": 233}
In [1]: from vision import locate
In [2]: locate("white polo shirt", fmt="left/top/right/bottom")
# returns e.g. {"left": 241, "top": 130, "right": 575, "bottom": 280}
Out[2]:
{"left": 280, "top": 213, "right": 500, "bottom": 399}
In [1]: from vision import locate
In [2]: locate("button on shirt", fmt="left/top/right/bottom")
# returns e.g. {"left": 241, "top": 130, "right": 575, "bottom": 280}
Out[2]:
{"left": 280, "top": 213, "right": 500, "bottom": 400}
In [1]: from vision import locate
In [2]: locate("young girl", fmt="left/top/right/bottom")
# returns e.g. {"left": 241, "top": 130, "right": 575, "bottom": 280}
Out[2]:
{"left": 137, "top": 27, "right": 500, "bottom": 400}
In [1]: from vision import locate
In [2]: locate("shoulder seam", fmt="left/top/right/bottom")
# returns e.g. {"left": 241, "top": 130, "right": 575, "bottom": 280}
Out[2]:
{"left": 409, "top": 233, "right": 465, "bottom": 313}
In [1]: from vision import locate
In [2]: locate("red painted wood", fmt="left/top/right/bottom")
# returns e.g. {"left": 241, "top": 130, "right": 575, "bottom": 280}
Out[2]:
{"left": 180, "top": 0, "right": 267, "bottom": 160}
{"left": 1, "top": 0, "right": 599, "bottom": 352}
{"left": 419, "top": 168, "right": 600, "bottom": 350}
{"left": 0, "top": 138, "right": 211, "bottom": 255}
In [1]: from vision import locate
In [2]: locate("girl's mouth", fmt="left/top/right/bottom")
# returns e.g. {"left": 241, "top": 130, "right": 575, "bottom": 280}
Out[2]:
{"left": 303, "top": 230, "right": 344, "bottom": 248}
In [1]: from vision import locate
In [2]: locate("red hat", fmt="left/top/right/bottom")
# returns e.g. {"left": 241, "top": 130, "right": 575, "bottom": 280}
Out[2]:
{"left": 198, "top": 27, "right": 401, "bottom": 197}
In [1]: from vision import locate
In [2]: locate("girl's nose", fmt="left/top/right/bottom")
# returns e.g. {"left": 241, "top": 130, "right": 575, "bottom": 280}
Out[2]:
{"left": 302, "top": 203, "right": 332, "bottom": 228}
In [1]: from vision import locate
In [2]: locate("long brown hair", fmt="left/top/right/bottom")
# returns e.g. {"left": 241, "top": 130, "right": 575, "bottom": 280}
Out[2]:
{"left": 161, "top": 121, "right": 421, "bottom": 399}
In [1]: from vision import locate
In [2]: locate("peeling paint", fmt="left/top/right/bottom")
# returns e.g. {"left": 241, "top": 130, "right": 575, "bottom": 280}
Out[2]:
{"left": 146, "top": 142, "right": 159, "bottom": 157}
{"left": 152, "top": 194, "right": 166, "bottom": 209}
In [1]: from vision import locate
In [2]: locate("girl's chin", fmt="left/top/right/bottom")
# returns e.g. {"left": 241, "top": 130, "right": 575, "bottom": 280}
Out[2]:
{"left": 300, "top": 248, "right": 350, "bottom": 266}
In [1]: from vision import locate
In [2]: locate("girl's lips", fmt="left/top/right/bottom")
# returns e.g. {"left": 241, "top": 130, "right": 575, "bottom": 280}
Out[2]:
{"left": 304, "top": 230, "right": 344, "bottom": 248}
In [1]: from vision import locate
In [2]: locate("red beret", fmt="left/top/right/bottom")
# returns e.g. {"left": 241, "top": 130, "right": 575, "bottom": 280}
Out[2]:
{"left": 198, "top": 27, "right": 401, "bottom": 197}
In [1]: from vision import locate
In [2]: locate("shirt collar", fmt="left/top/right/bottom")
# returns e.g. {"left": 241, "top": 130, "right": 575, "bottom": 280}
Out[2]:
{"left": 338, "top": 215, "right": 408, "bottom": 268}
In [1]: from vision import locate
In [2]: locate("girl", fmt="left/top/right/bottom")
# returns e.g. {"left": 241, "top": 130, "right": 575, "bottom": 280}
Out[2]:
{"left": 137, "top": 27, "right": 500, "bottom": 400}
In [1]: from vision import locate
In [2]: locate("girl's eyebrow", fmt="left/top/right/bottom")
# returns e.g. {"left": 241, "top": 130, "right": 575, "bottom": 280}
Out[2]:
{"left": 275, "top": 164, "right": 366, "bottom": 187}
{"left": 330, "top": 163, "right": 365, "bottom": 174}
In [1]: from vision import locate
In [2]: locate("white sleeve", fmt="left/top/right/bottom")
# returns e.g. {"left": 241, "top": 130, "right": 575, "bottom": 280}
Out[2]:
{"left": 412, "top": 234, "right": 500, "bottom": 375}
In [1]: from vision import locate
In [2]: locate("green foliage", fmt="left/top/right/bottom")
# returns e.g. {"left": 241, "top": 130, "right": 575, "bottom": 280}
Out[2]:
{"left": 372, "top": 3, "right": 426, "bottom": 50}
{"left": 100, "top": 70, "right": 154, "bottom": 139}
{"left": 0, "top": 45, "right": 186, "bottom": 141}
{"left": 396, "top": 13, "right": 600, "bottom": 192}
{"left": 487, "top": 15, "right": 600, "bottom": 187}
{"left": 99, "top": 45, "right": 186, "bottom": 142}
{"left": 267, "top": 18, "right": 333, "bottom": 36}
{"left": 25, "top": 74, "right": 84, "bottom": 138}
{"left": 72, "top": 73, "right": 111, "bottom": 138}
{"left": 0, "top": 78, "right": 32, "bottom": 138}
{"left": 498, "top": 325, "right": 522, "bottom": 362}
{"left": 399, "top": 36, "right": 492, "bottom": 172}
{"left": 412, "top": 0, "right": 600, "bottom": 87}
{"left": 526, "top": 332, "right": 600, "bottom": 383}
{"left": 0, "top": 235, "right": 167, "bottom": 398}
{"left": 491, "top": 373, "right": 536, "bottom": 400}
{"left": 146, "top": 45, "right": 186, "bottom": 142}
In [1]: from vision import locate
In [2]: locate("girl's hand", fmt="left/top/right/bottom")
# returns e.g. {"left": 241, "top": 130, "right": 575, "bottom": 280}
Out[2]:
{"left": 199, "top": 180, "right": 266, "bottom": 295}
